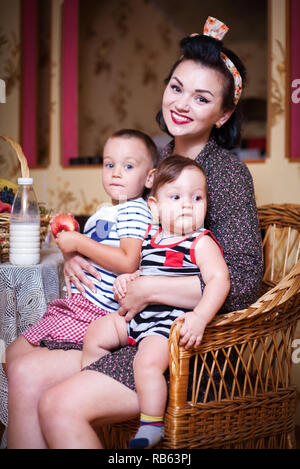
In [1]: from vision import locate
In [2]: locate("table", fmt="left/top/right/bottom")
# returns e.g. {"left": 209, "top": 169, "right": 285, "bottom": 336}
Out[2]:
{"left": 0, "top": 247, "right": 64, "bottom": 445}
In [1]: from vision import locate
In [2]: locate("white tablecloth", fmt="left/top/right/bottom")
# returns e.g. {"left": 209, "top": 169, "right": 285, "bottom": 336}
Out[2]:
{"left": 0, "top": 247, "right": 64, "bottom": 445}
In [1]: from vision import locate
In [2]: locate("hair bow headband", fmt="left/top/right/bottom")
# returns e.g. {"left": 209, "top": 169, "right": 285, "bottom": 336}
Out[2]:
{"left": 190, "top": 16, "right": 242, "bottom": 105}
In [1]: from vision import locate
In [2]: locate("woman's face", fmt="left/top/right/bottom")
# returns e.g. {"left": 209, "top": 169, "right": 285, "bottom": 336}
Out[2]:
{"left": 162, "top": 60, "right": 231, "bottom": 145}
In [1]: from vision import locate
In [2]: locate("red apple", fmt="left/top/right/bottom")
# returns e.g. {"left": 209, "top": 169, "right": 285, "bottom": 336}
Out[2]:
{"left": 51, "top": 213, "right": 80, "bottom": 238}
{"left": 0, "top": 201, "right": 12, "bottom": 213}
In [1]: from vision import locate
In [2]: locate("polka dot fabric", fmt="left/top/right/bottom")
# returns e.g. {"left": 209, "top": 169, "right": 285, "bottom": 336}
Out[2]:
{"left": 79, "top": 138, "right": 263, "bottom": 390}
{"left": 160, "top": 137, "right": 263, "bottom": 313}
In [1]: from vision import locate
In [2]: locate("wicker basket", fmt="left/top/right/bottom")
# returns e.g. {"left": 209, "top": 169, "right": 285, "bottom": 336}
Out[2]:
{"left": 0, "top": 135, "right": 51, "bottom": 263}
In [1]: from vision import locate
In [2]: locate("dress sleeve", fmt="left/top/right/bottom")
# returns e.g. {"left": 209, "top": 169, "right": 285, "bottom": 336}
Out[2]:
{"left": 205, "top": 157, "right": 263, "bottom": 312}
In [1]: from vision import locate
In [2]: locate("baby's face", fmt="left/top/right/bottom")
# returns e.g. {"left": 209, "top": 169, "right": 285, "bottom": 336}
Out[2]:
{"left": 102, "top": 137, "right": 153, "bottom": 205}
{"left": 155, "top": 167, "right": 207, "bottom": 236}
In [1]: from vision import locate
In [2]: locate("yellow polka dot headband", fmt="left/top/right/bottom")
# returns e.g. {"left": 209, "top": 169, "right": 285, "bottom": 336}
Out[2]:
{"left": 190, "top": 16, "right": 242, "bottom": 106}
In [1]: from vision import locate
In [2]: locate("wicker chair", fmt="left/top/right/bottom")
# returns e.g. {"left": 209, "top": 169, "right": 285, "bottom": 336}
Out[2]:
{"left": 98, "top": 204, "right": 300, "bottom": 449}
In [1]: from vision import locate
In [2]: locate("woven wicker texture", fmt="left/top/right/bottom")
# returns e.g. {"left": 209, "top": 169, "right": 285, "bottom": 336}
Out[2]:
{"left": 98, "top": 203, "right": 300, "bottom": 449}
{"left": 0, "top": 135, "right": 51, "bottom": 262}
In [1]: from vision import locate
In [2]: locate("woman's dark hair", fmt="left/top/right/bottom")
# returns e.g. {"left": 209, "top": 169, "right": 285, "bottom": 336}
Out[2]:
{"left": 110, "top": 128, "right": 158, "bottom": 166}
{"left": 150, "top": 154, "right": 207, "bottom": 198}
{"left": 156, "top": 35, "right": 247, "bottom": 150}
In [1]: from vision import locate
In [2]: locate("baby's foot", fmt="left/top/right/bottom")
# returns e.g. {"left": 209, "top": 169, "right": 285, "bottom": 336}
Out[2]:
{"left": 129, "top": 424, "right": 164, "bottom": 449}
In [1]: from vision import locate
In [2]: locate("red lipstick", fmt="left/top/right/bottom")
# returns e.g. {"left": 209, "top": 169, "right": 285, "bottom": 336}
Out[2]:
{"left": 171, "top": 111, "right": 193, "bottom": 125}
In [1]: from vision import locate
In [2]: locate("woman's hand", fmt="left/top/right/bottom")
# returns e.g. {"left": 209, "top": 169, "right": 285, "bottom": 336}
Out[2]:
{"left": 64, "top": 252, "right": 101, "bottom": 296}
{"left": 175, "top": 311, "right": 207, "bottom": 350}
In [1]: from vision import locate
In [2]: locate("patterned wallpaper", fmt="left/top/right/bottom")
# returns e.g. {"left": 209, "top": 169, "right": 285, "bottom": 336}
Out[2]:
{"left": 1, "top": 0, "right": 299, "bottom": 216}
{"left": 0, "top": 17, "right": 20, "bottom": 179}
{"left": 77, "top": 0, "right": 182, "bottom": 157}
{"left": 77, "top": 0, "right": 268, "bottom": 156}
{"left": 270, "top": 39, "right": 285, "bottom": 128}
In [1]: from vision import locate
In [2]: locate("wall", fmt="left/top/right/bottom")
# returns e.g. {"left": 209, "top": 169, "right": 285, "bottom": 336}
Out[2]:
{"left": 0, "top": 0, "right": 299, "bottom": 214}
{"left": 0, "top": 0, "right": 20, "bottom": 174}
{"left": 75, "top": 0, "right": 267, "bottom": 158}
{"left": 249, "top": 0, "right": 300, "bottom": 205}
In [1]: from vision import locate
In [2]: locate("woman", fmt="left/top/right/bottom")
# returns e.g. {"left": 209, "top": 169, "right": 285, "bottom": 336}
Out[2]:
{"left": 7, "top": 17, "right": 262, "bottom": 448}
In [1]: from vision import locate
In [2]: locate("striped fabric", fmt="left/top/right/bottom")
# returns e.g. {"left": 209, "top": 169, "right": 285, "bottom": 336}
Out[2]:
{"left": 128, "top": 224, "right": 219, "bottom": 344}
{"left": 140, "top": 225, "right": 213, "bottom": 276}
{"left": 69, "top": 198, "right": 152, "bottom": 312}
{"left": 140, "top": 413, "right": 164, "bottom": 427}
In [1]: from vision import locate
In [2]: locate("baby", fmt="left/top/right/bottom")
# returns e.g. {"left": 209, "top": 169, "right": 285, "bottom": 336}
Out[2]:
{"left": 81, "top": 155, "right": 230, "bottom": 448}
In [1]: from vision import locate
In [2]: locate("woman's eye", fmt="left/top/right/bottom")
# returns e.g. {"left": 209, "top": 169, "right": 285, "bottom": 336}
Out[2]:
{"left": 171, "top": 84, "right": 181, "bottom": 93}
{"left": 170, "top": 195, "right": 180, "bottom": 200}
{"left": 195, "top": 95, "right": 209, "bottom": 104}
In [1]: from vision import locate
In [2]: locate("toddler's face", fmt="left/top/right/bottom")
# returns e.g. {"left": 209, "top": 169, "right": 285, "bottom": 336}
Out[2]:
{"left": 153, "top": 167, "right": 207, "bottom": 236}
{"left": 102, "top": 137, "right": 154, "bottom": 205}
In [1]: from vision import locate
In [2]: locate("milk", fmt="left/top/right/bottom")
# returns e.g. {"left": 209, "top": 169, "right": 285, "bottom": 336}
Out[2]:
{"left": 9, "top": 223, "right": 40, "bottom": 265}
{"left": 9, "top": 177, "right": 41, "bottom": 266}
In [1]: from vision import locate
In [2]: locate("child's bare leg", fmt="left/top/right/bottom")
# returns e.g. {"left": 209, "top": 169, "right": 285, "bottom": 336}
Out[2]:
{"left": 81, "top": 312, "right": 128, "bottom": 368}
{"left": 130, "top": 335, "right": 169, "bottom": 449}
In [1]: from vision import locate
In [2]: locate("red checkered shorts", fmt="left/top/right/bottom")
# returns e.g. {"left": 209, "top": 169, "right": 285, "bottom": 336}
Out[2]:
{"left": 23, "top": 294, "right": 110, "bottom": 345}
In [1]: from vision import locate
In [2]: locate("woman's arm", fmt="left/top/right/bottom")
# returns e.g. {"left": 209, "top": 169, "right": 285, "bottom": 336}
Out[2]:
{"left": 206, "top": 157, "right": 263, "bottom": 310}
{"left": 56, "top": 231, "right": 142, "bottom": 274}
{"left": 118, "top": 274, "right": 202, "bottom": 322}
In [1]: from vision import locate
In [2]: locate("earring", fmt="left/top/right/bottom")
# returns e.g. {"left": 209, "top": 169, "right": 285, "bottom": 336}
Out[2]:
{"left": 215, "top": 122, "right": 222, "bottom": 128}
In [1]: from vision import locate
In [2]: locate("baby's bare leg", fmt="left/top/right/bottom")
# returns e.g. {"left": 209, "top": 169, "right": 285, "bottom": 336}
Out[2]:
{"left": 81, "top": 312, "right": 128, "bottom": 368}
{"left": 134, "top": 335, "right": 169, "bottom": 415}
{"left": 130, "top": 335, "right": 169, "bottom": 449}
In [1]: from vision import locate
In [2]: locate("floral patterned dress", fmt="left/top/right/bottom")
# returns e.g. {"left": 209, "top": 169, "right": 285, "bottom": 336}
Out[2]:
{"left": 159, "top": 137, "right": 263, "bottom": 313}
{"left": 83, "top": 137, "right": 263, "bottom": 392}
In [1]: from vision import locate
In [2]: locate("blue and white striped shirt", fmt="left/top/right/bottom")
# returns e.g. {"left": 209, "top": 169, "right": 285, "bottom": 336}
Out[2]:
{"left": 70, "top": 198, "right": 152, "bottom": 312}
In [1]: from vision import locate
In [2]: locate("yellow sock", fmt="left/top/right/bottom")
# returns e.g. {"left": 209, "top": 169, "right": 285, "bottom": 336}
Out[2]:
{"left": 140, "top": 413, "right": 164, "bottom": 425}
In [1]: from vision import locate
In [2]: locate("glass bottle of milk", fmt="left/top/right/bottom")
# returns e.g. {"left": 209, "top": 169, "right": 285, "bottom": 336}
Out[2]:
{"left": 9, "top": 177, "right": 40, "bottom": 265}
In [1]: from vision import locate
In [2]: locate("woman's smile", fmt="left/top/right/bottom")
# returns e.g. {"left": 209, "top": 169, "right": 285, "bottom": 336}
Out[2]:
{"left": 171, "top": 110, "right": 193, "bottom": 125}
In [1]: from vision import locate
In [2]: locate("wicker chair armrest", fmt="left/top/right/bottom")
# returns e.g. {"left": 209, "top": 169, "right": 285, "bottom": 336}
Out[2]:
{"left": 167, "top": 260, "right": 300, "bottom": 407}
{"left": 258, "top": 204, "right": 300, "bottom": 230}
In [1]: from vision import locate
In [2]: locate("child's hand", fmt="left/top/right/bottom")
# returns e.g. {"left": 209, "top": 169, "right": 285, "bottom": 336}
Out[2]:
{"left": 113, "top": 271, "right": 140, "bottom": 301}
{"left": 175, "top": 311, "right": 207, "bottom": 350}
{"left": 56, "top": 231, "right": 81, "bottom": 254}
